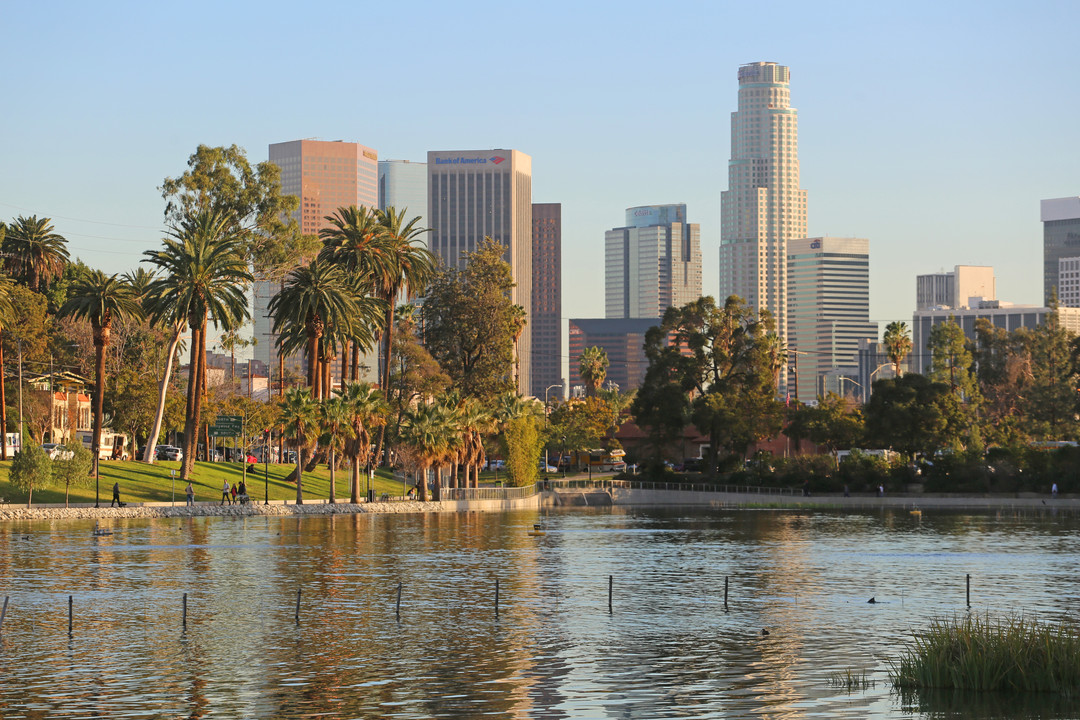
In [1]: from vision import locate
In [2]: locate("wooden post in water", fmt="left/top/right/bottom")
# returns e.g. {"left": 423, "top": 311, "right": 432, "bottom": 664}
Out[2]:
{"left": 0, "top": 596, "right": 8, "bottom": 634}
{"left": 68, "top": 596, "right": 73, "bottom": 637}
{"left": 608, "top": 575, "right": 613, "bottom": 613}
{"left": 724, "top": 576, "right": 729, "bottom": 610}
{"left": 182, "top": 593, "right": 188, "bottom": 628}
{"left": 966, "top": 574, "right": 970, "bottom": 608}
{"left": 395, "top": 582, "right": 402, "bottom": 619}
{"left": 495, "top": 578, "right": 500, "bottom": 617}
{"left": 295, "top": 588, "right": 302, "bottom": 624}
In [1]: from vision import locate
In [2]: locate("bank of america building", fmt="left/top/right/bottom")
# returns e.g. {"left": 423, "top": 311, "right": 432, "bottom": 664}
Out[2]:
{"left": 427, "top": 150, "right": 533, "bottom": 392}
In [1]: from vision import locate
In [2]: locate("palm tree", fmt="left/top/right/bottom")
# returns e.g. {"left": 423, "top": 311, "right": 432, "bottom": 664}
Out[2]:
{"left": 280, "top": 387, "right": 319, "bottom": 505}
{"left": 319, "top": 395, "right": 352, "bottom": 504}
{"left": 0, "top": 273, "right": 15, "bottom": 460}
{"left": 2, "top": 215, "right": 70, "bottom": 291}
{"left": 398, "top": 401, "right": 455, "bottom": 502}
{"left": 143, "top": 209, "right": 252, "bottom": 478}
{"left": 57, "top": 271, "right": 144, "bottom": 493}
{"left": 373, "top": 207, "right": 436, "bottom": 392}
{"left": 339, "top": 381, "right": 387, "bottom": 503}
{"left": 883, "top": 321, "right": 913, "bottom": 377}
{"left": 457, "top": 397, "right": 493, "bottom": 489}
{"left": 579, "top": 346, "right": 610, "bottom": 397}
{"left": 269, "top": 258, "right": 362, "bottom": 400}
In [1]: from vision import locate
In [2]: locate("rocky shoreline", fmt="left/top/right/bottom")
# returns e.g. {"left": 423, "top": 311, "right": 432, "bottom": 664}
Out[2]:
{"left": 0, "top": 500, "right": 458, "bottom": 522}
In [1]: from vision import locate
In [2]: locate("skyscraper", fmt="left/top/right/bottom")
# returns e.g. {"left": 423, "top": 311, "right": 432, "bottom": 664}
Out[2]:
{"left": 915, "top": 266, "right": 995, "bottom": 310}
{"left": 378, "top": 159, "right": 428, "bottom": 234}
{"left": 720, "top": 62, "right": 807, "bottom": 363}
{"left": 1042, "top": 196, "right": 1080, "bottom": 304}
{"left": 787, "top": 237, "right": 877, "bottom": 402}
{"left": 605, "top": 204, "right": 701, "bottom": 319}
{"left": 256, "top": 139, "right": 380, "bottom": 380}
{"left": 531, "top": 203, "right": 562, "bottom": 400}
{"left": 428, "top": 149, "right": 533, "bottom": 393}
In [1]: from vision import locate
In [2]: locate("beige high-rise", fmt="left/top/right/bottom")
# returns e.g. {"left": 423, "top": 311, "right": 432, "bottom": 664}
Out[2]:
{"left": 427, "top": 149, "right": 532, "bottom": 394}
{"left": 720, "top": 62, "right": 807, "bottom": 364}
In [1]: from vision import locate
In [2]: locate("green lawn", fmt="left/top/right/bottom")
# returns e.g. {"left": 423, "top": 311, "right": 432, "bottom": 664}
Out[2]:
{"left": 0, "top": 460, "right": 411, "bottom": 505}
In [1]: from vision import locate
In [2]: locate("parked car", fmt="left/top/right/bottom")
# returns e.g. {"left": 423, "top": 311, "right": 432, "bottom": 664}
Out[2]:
{"left": 157, "top": 445, "right": 183, "bottom": 462}
{"left": 486, "top": 459, "right": 506, "bottom": 471}
{"left": 539, "top": 461, "right": 558, "bottom": 473}
{"left": 42, "top": 443, "right": 75, "bottom": 460}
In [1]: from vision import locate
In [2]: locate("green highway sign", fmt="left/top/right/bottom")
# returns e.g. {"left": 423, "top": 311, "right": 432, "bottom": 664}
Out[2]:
{"left": 209, "top": 415, "right": 243, "bottom": 437}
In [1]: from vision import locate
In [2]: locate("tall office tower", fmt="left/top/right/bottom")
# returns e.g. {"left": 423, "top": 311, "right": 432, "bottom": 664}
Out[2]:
{"left": 787, "top": 237, "right": 877, "bottom": 402}
{"left": 378, "top": 160, "right": 428, "bottom": 234}
{"left": 915, "top": 266, "right": 995, "bottom": 310}
{"left": 1043, "top": 197, "right": 1080, "bottom": 304}
{"left": 719, "top": 62, "right": 807, "bottom": 372}
{"left": 605, "top": 204, "right": 702, "bottom": 319}
{"left": 428, "top": 149, "right": 533, "bottom": 393}
{"left": 256, "top": 140, "right": 380, "bottom": 380}
{"left": 531, "top": 203, "right": 562, "bottom": 400}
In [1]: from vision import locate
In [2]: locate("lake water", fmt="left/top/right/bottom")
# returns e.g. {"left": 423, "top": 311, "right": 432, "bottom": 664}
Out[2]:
{"left": 1, "top": 506, "right": 1079, "bottom": 719}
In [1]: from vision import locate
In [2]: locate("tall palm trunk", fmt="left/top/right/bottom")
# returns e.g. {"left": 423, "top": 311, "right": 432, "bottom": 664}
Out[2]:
{"left": 143, "top": 323, "right": 183, "bottom": 463}
{"left": 351, "top": 344, "right": 359, "bottom": 381}
{"left": 295, "top": 442, "right": 305, "bottom": 505}
{"left": 91, "top": 325, "right": 108, "bottom": 478}
{"left": 419, "top": 464, "right": 430, "bottom": 502}
{"left": 0, "top": 331, "right": 6, "bottom": 461}
{"left": 327, "top": 447, "right": 336, "bottom": 503}
{"left": 349, "top": 453, "right": 361, "bottom": 503}
{"left": 181, "top": 318, "right": 206, "bottom": 479}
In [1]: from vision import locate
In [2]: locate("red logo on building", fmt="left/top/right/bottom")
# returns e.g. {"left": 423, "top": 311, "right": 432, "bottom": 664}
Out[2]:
{"left": 490, "top": 156, "right": 506, "bottom": 164}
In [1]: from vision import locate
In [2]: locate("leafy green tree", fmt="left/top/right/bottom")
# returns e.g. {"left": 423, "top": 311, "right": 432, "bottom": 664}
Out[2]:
{"left": 549, "top": 397, "right": 619, "bottom": 456}
{"left": 57, "top": 270, "right": 144, "bottom": 478}
{"left": 52, "top": 442, "right": 93, "bottom": 507}
{"left": 161, "top": 144, "right": 314, "bottom": 277}
{"left": 928, "top": 318, "right": 978, "bottom": 401}
{"left": 1029, "top": 303, "right": 1079, "bottom": 440}
{"left": 631, "top": 365, "right": 690, "bottom": 465}
{"left": 2, "top": 284, "right": 51, "bottom": 370}
{"left": 786, "top": 393, "right": 863, "bottom": 460}
{"left": 882, "top": 321, "right": 912, "bottom": 376}
{"left": 280, "top": 387, "right": 319, "bottom": 505}
{"left": 579, "top": 346, "right": 610, "bottom": 397}
{"left": 0, "top": 273, "right": 14, "bottom": 460}
{"left": 10, "top": 443, "right": 52, "bottom": 507}
{"left": 974, "top": 318, "right": 1033, "bottom": 446}
{"left": 864, "top": 373, "right": 965, "bottom": 459}
{"left": 2, "top": 215, "right": 69, "bottom": 292}
{"left": 505, "top": 414, "right": 543, "bottom": 487}
{"left": 638, "top": 296, "right": 785, "bottom": 474}
{"left": 143, "top": 209, "right": 252, "bottom": 478}
{"left": 421, "top": 239, "right": 523, "bottom": 400}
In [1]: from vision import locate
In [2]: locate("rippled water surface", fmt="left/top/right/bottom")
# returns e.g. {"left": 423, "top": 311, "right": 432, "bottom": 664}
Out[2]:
{"left": 1, "top": 506, "right": 1079, "bottom": 719}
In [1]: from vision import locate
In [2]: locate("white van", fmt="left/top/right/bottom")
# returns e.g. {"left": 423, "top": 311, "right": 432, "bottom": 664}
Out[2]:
{"left": 76, "top": 430, "right": 130, "bottom": 460}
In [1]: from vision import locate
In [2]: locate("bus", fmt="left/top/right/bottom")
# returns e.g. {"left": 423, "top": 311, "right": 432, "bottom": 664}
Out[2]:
{"left": 570, "top": 448, "right": 627, "bottom": 472}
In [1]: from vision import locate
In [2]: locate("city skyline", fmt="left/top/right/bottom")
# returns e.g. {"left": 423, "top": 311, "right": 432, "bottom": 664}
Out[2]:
{"left": 2, "top": 1, "right": 1078, "bottom": 361}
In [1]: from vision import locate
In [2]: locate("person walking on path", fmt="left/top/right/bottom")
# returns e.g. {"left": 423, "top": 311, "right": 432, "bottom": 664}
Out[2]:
{"left": 1052, "top": 482, "right": 1059, "bottom": 498}
{"left": 221, "top": 480, "right": 232, "bottom": 505}
{"left": 185, "top": 482, "right": 195, "bottom": 506}
{"left": 111, "top": 482, "right": 121, "bottom": 507}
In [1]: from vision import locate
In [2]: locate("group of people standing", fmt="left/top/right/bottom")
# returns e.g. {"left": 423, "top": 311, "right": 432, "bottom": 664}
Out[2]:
{"left": 220, "top": 479, "right": 250, "bottom": 505}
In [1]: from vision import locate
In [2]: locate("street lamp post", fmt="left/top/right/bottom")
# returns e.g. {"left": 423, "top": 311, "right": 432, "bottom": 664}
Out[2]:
{"left": 544, "top": 384, "right": 562, "bottom": 473}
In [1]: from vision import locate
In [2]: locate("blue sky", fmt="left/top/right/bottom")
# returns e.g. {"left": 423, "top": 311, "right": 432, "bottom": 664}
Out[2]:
{"left": 2, "top": 0, "right": 1078, "bottom": 348}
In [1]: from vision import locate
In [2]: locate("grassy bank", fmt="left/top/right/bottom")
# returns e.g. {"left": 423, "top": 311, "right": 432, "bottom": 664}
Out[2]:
{"left": 0, "top": 460, "right": 413, "bottom": 506}
{"left": 890, "top": 614, "right": 1080, "bottom": 694}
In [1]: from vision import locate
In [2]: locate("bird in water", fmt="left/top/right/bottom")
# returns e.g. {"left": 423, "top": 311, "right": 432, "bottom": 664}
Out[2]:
{"left": 761, "top": 629, "right": 770, "bottom": 636}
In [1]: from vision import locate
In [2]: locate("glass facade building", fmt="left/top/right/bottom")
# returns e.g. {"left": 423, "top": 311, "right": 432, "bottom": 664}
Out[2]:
{"left": 605, "top": 204, "right": 701, "bottom": 319}
{"left": 1042, "top": 197, "right": 1080, "bottom": 305}
{"left": 531, "top": 203, "right": 562, "bottom": 400}
{"left": 378, "top": 160, "right": 428, "bottom": 237}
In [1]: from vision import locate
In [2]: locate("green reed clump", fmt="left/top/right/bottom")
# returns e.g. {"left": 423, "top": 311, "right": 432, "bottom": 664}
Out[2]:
{"left": 890, "top": 614, "right": 1080, "bottom": 693}
{"left": 828, "top": 668, "right": 875, "bottom": 690}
